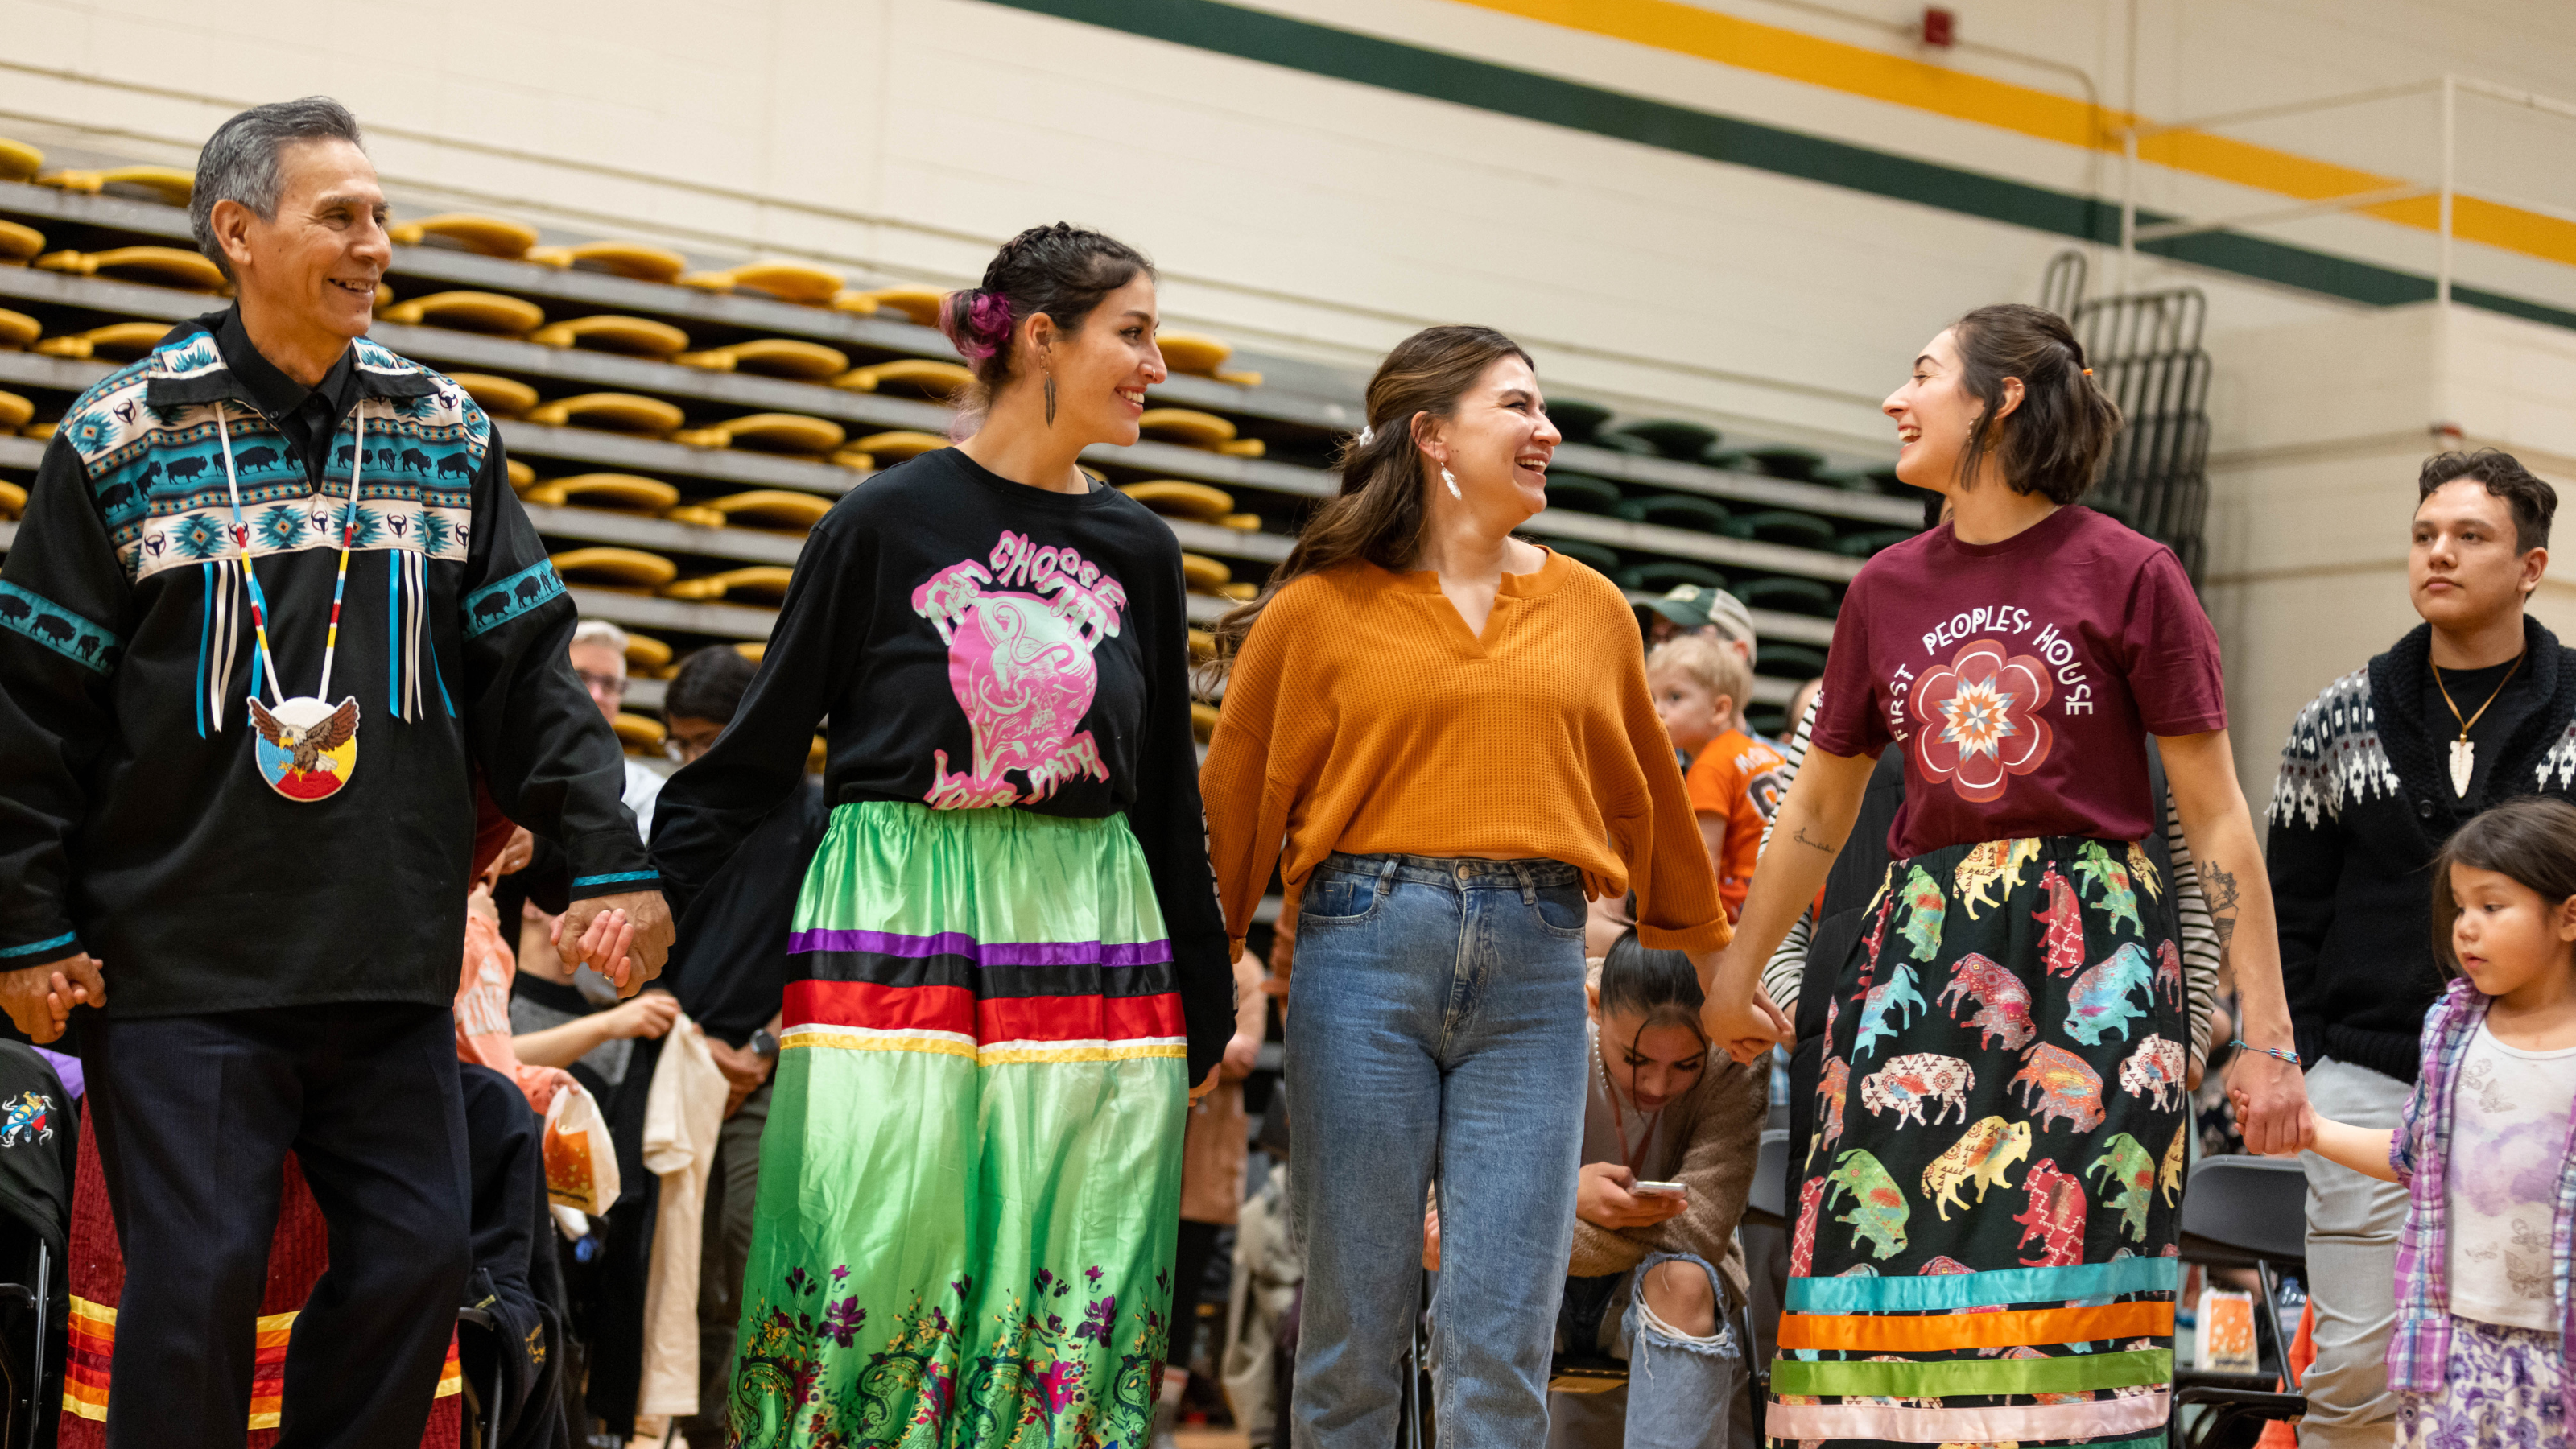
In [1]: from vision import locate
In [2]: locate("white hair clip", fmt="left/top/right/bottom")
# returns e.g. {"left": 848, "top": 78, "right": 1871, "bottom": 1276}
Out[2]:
{"left": 1356, "top": 425, "right": 1375, "bottom": 445}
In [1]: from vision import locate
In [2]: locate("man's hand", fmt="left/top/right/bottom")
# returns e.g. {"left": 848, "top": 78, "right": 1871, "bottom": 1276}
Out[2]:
{"left": 1575, "top": 1162, "right": 1687, "bottom": 1231}
{"left": 2227, "top": 1047, "right": 2314, "bottom": 1157}
{"left": 1189, "top": 1064, "right": 1221, "bottom": 1101}
{"left": 555, "top": 890, "right": 675, "bottom": 995}
{"left": 707, "top": 1034, "right": 775, "bottom": 1119}
{"left": 0, "top": 952, "right": 105, "bottom": 1044}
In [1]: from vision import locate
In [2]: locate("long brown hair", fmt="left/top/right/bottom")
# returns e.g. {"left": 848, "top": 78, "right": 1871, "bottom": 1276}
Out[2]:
{"left": 1948, "top": 303, "right": 2122, "bottom": 504}
{"left": 1210, "top": 324, "right": 1530, "bottom": 665}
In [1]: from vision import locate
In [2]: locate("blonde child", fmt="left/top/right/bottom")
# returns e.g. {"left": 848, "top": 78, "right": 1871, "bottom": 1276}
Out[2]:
{"left": 2243, "top": 795, "right": 2576, "bottom": 1447}
{"left": 1645, "top": 634, "right": 1786, "bottom": 922}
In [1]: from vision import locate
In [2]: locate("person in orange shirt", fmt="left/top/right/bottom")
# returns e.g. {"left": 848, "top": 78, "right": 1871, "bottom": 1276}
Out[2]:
{"left": 1201, "top": 324, "right": 1788, "bottom": 1449}
{"left": 1648, "top": 634, "right": 1788, "bottom": 922}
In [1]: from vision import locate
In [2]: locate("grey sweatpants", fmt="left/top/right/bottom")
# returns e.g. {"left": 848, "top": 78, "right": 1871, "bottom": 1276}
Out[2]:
{"left": 2299, "top": 1057, "right": 2412, "bottom": 1448}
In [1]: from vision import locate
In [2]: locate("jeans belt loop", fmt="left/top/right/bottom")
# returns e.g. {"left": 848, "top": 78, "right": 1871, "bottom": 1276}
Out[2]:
{"left": 1375, "top": 854, "right": 1399, "bottom": 900}
{"left": 1517, "top": 861, "right": 1538, "bottom": 904}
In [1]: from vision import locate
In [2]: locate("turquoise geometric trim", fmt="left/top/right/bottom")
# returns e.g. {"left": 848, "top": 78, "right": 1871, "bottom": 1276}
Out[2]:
{"left": 462, "top": 559, "right": 566, "bottom": 640}
{"left": 0, "top": 933, "right": 77, "bottom": 960}
{"left": 572, "top": 871, "right": 661, "bottom": 889}
{"left": 985, "top": 0, "right": 2576, "bottom": 332}
{"left": 1786, "top": 1256, "right": 2181, "bottom": 1313}
{"left": 0, "top": 581, "right": 121, "bottom": 675}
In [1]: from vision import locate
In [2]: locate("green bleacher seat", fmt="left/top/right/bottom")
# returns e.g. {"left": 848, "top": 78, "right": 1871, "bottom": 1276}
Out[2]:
{"left": 1740, "top": 577, "right": 1839, "bottom": 617}
{"left": 1620, "top": 494, "right": 1733, "bottom": 534}
{"left": 1547, "top": 398, "right": 1612, "bottom": 444}
{"left": 1620, "top": 560, "right": 1728, "bottom": 594}
{"left": 1757, "top": 642, "right": 1830, "bottom": 677}
{"left": 1833, "top": 528, "right": 1919, "bottom": 559}
{"left": 1814, "top": 465, "right": 1878, "bottom": 492}
{"left": 1547, "top": 539, "right": 1624, "bottom": 575}
{"left": 1744, "top": 446, "right": 1825, "bottom": 481}
{"left": 1615, "top": 419, "right": 1719, "bottom": 460}
{"left": 1741, "top": 510, "right": 1836, "bottom": 550}
{"left": 1588, "top": 431, "right": 1659, "bottom": 456}
{"left": 1543, "top": 472, "right": 1624, "bottom": 514}
{"left": 1700, "top": 446, "right": 1748, "bottom": 471}
{"left": 1866, "top": 466, "right": 1909, "bottom": 496}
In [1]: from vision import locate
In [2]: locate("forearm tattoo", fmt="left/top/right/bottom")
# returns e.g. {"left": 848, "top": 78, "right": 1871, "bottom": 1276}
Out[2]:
{"left": 2198, "top": 861, "right": 2241, "bottom": 959}
{"left": 1794, "top": 825, "right": 1837, "bottom": 854}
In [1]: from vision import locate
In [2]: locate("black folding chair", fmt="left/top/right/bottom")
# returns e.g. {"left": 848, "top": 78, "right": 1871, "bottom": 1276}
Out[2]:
{"left": 0, "top": 1238, "right": 49, "bottom": 1449}
{"left": 1400, "top": 1269, "right": 1433, "bottom": 1449}
{"left": 2171, "top": 1156, "right": 2308, "bottom": 1448}
{"left": 456, "top": 1304, "right": 505, "bottom": 1449}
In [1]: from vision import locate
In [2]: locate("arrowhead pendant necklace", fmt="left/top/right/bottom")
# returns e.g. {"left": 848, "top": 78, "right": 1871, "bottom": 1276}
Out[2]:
{"left": 216, "top": 402, "right": 367, "bottom": 802}
{"left": 2431, "top": 652, "right": 2523, "bottom": 799}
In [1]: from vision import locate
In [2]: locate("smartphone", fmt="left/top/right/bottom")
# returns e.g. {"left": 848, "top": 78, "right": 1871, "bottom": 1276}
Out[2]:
{"left": 1633, "top": 1181, "right": 1687, "bottom": 1196}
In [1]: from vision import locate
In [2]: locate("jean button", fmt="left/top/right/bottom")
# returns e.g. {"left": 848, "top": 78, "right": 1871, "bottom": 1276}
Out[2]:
{"left": 1455, "top": 865, "right": 1469, "bottom": 881}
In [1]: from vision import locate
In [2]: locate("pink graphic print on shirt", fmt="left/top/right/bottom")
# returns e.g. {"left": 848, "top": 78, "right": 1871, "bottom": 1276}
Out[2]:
{"left": 910, "top": 530, "right": 1129, "bottom": 809}
{"left": 1911, "top": 638, "right": 2055, "bottom": 803}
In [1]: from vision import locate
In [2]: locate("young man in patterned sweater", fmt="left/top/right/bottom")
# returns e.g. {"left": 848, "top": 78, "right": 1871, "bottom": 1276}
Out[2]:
{"left": 2266, "top": 448, "right": 2576, "bottom": 1449}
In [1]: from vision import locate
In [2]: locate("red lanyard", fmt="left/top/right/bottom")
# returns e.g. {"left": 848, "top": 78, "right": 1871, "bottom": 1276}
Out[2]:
{"left": 1597, "top": 1039, "right": 1662, "bottom": 1177}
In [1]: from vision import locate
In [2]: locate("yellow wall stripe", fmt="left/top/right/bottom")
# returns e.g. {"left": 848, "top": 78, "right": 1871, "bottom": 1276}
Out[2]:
{"left": 1446, "top": 0, "right": 2576, "bottom": 270}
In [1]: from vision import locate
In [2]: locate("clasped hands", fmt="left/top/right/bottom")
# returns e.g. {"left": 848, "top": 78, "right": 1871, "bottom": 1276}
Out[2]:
{"left": 0, "top": 952, "right": 105, "bottom": 1044}
{"left": 551, "top": 889, "right": 677, "bottom": 997}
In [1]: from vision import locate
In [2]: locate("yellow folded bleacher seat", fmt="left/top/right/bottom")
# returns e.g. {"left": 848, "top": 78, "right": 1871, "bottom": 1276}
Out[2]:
{"left": 1180, "top": 554, "right": 1231, "bottom": 592}
{"left": 849, "top": 431, "right": 947, "bottom": 464}
{"left": 520, "top": 475, "right": 681, "bottom": 512}
{"left": 0, "top": 221, "right": 44, "bottom": 266}
{"left": 1156, "top": 331, "right": 1263, "bottom": 387}
{"left": 34, "top": 322, "right": 167, "bottom": 362}
{"left": 388, "top": 214, "right": 539, "bottom": 259}
{"left": 1138, "top": 408, "right": 1264, "bottom": 456}
{"left": 524, "top": 394, "right": 685, "bottom": 436}
{"left": 550, "top": 547, "right": 678, "bottom": 589}
{"left": 526, "top": 241, "right": 688, "bottom": 284}
{"left": 832, "top": 358, "right": 973, "bottom": 400}
{"left": 0, "top": 390, "right": 33, "bottom": 431}
{"left": 35, "top": 246, "right": 225, "bottom": 292}
{"left": 506, "top": 460, "right": 535, "bottom": 491}
{"left": 1119, "top": 481, "right": 1233, "bottom": 522}
{"left": 36, "top": 166, "right": 193, "bottom": 204}
{"left": 613, "top": 712, "right": 666, "bottom": 754}
{"left": 379, "top": 291, "right": 545, "bottom": 337}
{"left": 0, "top": 481, "right": 26, "bottom": 520}
{"left": 1220, "top": 513, "right": 1262, "bottom": 531}
{"left": 0, "top": 139, "right": 40, "bottom": 185}
{"left": 677, "top": 261, "right": 844, "bottom": 306}
{"left": 0, "top": 310, "right": 37, "bottom": 350}
{"left": 624, "top": 633, "right": 673, "bottom": 674}
{"left": 662, "top": 566, "right": 795, "bottom": 604}
{"left": 530, "top": 316, "right": 691, "bottom": 359}
{"left": 662, "top": 489, "right": 832, "bottom": 533}
{"left": 442, "top": 374, "right": 539, "bottom": 418}
{"left": 672, "top": 414, "right": 845, "bottom": 455}
{"left": 838, "top": 286, "right": 943, "bottom": 326}
{"left": 674, "top": 339, "right": 848, "bottom": 380}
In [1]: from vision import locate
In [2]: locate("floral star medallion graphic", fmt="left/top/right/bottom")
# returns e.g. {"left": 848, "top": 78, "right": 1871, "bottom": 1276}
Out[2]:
{"left": 1911, "top": 637, "right": 2055, "bottom": 803}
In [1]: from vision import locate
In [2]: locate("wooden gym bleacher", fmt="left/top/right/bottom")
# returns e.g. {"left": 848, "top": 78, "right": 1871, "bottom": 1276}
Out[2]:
{"left": 0, "top": 151, "right": 1920, "bottom": 737}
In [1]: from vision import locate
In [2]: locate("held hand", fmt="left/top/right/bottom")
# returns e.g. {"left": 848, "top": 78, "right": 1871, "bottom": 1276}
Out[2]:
{"left": 1696, "top": 962, "right": 1792, "bottom": 1064}
{"left": 1575, "top": 1162, "right": 1687, "bottom": 1230}
{"left": 2226, "top": 1047, "right": 2314, "bottom": 1157}
{"left": 705, "top": 1035, "right": 773, "bottom": 1092}
{"left": 1190, "top": 1064, "right": 1222, "bottom": 1102}
{"left": 1219, "top": 1030, "right": 1261, "bottom": 1083}
{"left": 0, "top": 953, "right": 104, "bottom": 1044}
{"left": 555, "top": 890, "right": 675, "bottom": 994}
{"left": 1422, "top": 1205, "right": 1441, "bottom": 1272}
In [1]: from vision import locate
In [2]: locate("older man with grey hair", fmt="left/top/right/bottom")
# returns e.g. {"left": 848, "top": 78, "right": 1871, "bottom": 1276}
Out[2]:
{"left": 0, "top": 97, "right": 670, "bottom": 1443}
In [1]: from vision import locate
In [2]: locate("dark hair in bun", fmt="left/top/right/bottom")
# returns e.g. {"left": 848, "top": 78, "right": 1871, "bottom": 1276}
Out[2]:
{"left": 940, "top": 223, "right": 1154, "bottom": 417}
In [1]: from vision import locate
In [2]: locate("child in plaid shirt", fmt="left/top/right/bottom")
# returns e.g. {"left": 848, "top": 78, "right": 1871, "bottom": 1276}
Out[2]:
{"left": 2247, "top": 796, "right": 2576, "bottom": 1448}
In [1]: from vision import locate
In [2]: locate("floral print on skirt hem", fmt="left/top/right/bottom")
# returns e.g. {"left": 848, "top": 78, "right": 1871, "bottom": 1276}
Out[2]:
{"left": 2399, "top": 1317, "right": 2567, "bottom": 1449}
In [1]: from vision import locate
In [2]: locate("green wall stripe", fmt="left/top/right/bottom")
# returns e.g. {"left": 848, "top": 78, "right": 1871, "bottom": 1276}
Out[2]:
{"left": 986, "top": 0, "right": 2576, "bottom": 332}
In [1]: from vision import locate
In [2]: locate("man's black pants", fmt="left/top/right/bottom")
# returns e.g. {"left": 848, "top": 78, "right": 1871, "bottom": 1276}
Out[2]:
{"left": 80, "top": 1003, "right": 472, "bottom": 1448}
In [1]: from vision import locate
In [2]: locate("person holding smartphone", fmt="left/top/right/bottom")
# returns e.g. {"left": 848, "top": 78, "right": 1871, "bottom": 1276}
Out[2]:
{"left": 1527, "top": 930, "right": 1767, "bottom": 1449}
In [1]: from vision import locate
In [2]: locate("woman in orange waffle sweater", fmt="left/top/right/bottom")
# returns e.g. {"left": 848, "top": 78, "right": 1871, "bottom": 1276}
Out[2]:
{"left": 1201, "top": 324, "right": 1792, "bottom": 1448}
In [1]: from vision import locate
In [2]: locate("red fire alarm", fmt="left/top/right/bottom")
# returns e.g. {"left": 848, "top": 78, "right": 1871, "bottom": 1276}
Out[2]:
{"left": 1923, "top": 6, "right": 1956, "bottom": 46}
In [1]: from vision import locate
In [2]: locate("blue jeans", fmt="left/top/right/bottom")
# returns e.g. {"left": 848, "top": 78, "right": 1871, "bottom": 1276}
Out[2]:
{"left": 1287, "top": 852, "right": 1591, "bottom": 1448}
{"left": 1546, "top": 1253, "right": 1747, "bottom": 1449}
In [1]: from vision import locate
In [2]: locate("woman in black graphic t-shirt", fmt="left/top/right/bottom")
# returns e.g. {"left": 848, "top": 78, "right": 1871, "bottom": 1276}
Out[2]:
{"left": 1714, "top": 303, "right": 2308, "bottom": 1447}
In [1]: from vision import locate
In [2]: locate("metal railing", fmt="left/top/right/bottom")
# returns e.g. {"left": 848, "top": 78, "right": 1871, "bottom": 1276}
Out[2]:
{"left": 2115, "top": 74, "right": 2576, "bottom": 304}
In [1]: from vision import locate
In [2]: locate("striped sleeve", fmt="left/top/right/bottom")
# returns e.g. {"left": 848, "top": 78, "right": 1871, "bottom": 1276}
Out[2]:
{"left": 2161, "top": 789, "right": 2221, "bottom": 1067}
{"left": 1758, "top": 691, "right": 1823, "bottom": 1012}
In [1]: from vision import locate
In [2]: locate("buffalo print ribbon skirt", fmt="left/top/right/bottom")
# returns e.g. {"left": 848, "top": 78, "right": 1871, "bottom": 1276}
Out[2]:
{"left": 1774, "top": 835, "right": 2186, "bottom": 1447}
{"left": 726, "top": 801, "right": 1187, "bottom": 1447}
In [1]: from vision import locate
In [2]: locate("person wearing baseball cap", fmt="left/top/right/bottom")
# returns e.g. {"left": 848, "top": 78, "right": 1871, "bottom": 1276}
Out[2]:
{"left": 1638, "top": 585, "right": 1758, "bottom": 731}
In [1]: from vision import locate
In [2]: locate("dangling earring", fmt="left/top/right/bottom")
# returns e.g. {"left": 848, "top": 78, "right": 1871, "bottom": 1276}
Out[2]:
{"left": 1043, "top": 357, "right": 1057, "bottom": 427}
{"left": 1440, "top": 464, "right": 1462, "bottom": 500}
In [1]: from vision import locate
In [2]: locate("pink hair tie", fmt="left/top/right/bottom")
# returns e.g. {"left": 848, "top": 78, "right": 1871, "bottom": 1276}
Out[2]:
{"left": 949, "top": 291, "right": 1013, "bottom": 364}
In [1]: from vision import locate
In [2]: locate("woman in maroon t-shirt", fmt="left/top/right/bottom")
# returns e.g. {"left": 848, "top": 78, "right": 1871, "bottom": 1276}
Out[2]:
{"left": 1708, "top": 303, "right": 2310, "bottom": 1447}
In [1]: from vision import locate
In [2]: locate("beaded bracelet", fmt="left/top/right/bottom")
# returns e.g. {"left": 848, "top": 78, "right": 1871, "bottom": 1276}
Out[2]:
{"left": 2229, "top": 1039, "right": 2302, "bottom": 1067}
